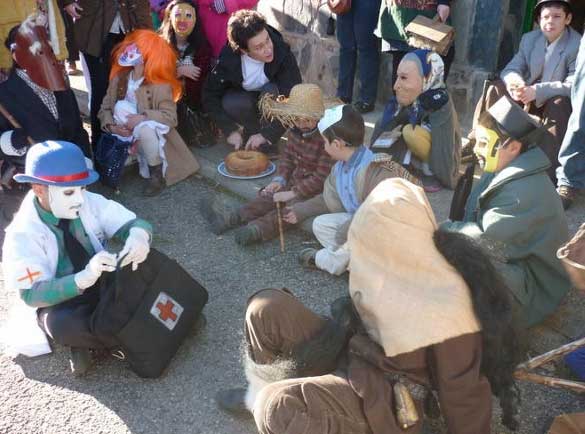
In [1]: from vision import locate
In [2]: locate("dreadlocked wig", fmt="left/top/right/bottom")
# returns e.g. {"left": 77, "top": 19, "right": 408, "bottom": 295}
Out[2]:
{"left": 110, "top": 29, "right": 182, "bottom": 102}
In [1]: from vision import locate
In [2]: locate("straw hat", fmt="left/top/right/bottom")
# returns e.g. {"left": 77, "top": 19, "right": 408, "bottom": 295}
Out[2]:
{"left": 259, "top": 84, "right": 340, "bottom": 128}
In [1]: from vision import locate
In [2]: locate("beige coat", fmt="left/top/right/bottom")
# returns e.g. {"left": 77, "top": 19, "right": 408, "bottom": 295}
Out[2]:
{"left": 98, "top": 72, "right": 200, "bottom": 186}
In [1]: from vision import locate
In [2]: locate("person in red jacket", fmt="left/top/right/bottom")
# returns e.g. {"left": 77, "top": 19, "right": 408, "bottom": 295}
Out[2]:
{"left": 196, "top": 0, "right": 258, "bottom": 59}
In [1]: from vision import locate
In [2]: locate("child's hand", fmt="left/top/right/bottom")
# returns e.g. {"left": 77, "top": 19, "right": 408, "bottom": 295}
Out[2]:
{"left": 282, "top": 207, "right": 298, "bottom": 224}
{"left": 178, "top": 65, "right": 201, "bottom": 81}
{"left": 273, "top": 190, "right": 296, "bottom": 203}
{"left": 262, "top": 182, "right": 282, "bottom": 196}
{"left": 110, "top": 124, "right": 133, "bottom": 137}
{"left": 125, "top": 114, "right": 147, "bottom": 130}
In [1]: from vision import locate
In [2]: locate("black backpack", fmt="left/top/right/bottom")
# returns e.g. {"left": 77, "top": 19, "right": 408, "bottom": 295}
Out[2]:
{"left": 91, "top": 248, "right": 208, "bottom": 378}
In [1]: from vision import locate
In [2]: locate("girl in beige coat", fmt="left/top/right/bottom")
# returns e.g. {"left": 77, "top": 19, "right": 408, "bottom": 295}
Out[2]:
{"left": 98, "top": 29, "right": 199, "bottom": 196}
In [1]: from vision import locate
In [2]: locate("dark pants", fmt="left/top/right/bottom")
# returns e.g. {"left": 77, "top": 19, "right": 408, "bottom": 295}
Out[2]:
{"left": 472, "top": 80, "right": 571, "bottom": 182}
{"left": 60, "top": 8, "right": 79, "bottom": 62}
{"left": 221, "top": 82, "right": 278, "bottom": 138}
{"left": 239, "top": 195, "right": 301, "bottom": 241}
{"left": 83, "top": 33, "right": 125, "bottom": 149}
{"left": 37, "top": 285, "right": 104, "bottom": 349}
{"left": 336, "top": 0, "right": 382, "bottom": 104}
{"left": 390, "top": 45, "right": 455, "bottom": 85}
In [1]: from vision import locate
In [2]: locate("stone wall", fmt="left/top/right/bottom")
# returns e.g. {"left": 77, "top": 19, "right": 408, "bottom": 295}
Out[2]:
{"left": 257, "top": 0, "right": 527, "bottom": 130}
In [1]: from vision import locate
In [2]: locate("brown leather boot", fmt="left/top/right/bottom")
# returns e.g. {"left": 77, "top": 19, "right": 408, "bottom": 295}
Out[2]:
{"left": 144, "top": 165, "right": 166, "bottom": 197}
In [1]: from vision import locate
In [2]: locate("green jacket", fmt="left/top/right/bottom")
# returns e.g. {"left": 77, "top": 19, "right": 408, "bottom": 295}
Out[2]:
{"left": 442, "top": 147, "right": 570, "bottom": 327}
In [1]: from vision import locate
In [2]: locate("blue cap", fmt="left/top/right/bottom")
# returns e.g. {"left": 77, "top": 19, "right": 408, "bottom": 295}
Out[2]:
{"left": 14, "top": 140, "right": 99, "bottom": 186}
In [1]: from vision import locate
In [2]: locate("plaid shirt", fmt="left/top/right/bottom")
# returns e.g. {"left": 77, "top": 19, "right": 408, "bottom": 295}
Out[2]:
{"left": 16, "top": 69, "right": 59, "bottom": 120}
{"left": 273, "top": 128, "right": 334, "bottom": 199}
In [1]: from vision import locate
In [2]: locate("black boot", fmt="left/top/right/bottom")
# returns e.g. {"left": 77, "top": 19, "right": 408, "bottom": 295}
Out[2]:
{"left": 199, "top": 198, "right": 242, "bottom": 234}
{"left": 215, "top": 388, "right": 251, "bottom": 417}
{"left": 70, "top": 347, "right": 93, "bottom": 377}
{"left": 144, "top": 165, "right": 165, "bottom": 197}
{"left": 234, "top": 225, "right": 262, "bottom": 246}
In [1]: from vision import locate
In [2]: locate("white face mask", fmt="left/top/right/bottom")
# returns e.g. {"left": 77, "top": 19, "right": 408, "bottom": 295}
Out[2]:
{"left": 118, "top": 44, "right": 143, "bottom": 67}
{"left": 48, "top": 186, "right": 85, "bottom": 219}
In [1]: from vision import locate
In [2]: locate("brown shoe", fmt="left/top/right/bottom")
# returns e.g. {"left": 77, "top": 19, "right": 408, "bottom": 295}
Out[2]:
{"left": 558, "top": 185, "right": 577, "bottom": 210}
{"left": 299, "top": 248, "right": 318, "bottom": 269}
{"left": 143, "top": 165, "right": 165, "bottom": 197}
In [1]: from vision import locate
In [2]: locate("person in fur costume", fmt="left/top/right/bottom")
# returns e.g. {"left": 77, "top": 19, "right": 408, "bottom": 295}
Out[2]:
{"left": 215, "top": 178, "right": 523, "bottom": 434}
{"left": 98, "top": 29, "right": 200, "bottom": 196}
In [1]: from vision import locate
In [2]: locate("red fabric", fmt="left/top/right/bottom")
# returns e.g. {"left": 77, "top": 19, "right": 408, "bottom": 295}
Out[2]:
{"left": 183, "top": 40, "right": 212, "bottom": 107}
{"left": 38, "top": 171, "right": 89, "bottom": 182}
{"left": 196, "top": 0, "right": 259, "bottom": 58}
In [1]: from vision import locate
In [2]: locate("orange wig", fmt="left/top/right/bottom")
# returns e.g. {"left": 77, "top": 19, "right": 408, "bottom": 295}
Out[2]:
{"left": 110, "top": 29, "right": 182, "bottom": 102}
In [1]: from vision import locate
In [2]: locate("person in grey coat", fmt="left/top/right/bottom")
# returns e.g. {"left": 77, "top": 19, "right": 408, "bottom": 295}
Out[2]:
{"left": 470, "top": 0, "right": 580, "bottom": 182}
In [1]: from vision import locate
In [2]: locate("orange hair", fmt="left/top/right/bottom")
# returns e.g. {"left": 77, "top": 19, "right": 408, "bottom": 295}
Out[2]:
{"left": 110, "top": 29, "right": 182, "bottom": 102}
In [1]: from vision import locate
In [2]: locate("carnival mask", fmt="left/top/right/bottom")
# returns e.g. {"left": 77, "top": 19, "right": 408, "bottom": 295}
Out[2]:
{"left": 474, "top": 125, "right": 506, "bottom": 173}
{"left": 171, "top": 3, "right": 196, "bottom": 38}
{"left": 118, "top": 43, "right": 143, "bottom": 67}
{"left": 48, "top": 185, "right": 85, "bottom": 219}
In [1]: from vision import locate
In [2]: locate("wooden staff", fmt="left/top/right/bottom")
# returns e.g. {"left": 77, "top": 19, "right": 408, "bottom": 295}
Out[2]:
{"left": 0, "top": 102, "right": 35, "bottom": 146}
{"left": 514, "top": 337, "right": 585, "bottom": 393}
{"left": 276, "top": 201, "right": 285, "bottom": 253}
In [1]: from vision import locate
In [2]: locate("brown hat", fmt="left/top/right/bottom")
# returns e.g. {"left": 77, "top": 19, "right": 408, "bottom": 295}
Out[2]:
{"left": 259, "top": 84, "right": 340, "bottom": 128}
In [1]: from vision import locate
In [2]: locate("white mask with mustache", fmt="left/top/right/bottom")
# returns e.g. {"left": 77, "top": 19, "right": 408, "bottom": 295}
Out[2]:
{"left": 48, "top": 186, "right": 85, "bottom": 219}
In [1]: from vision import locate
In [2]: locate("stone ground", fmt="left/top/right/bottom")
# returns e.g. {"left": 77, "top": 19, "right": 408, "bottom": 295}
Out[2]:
{"left": 1, "top": 71, "right": 585, "bottom": 434}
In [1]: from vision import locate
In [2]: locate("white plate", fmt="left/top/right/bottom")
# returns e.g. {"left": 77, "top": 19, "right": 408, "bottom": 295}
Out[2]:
{"left": 217, "top": 161, "right": 276, "bottom": 180}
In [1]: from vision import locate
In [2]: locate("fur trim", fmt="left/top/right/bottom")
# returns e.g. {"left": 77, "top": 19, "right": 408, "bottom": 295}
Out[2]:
{"left": 243, "top": 353, "right": 297, "bottom": 412}
{"left": 433, "top": 229, "right": 522, "bottom": 431}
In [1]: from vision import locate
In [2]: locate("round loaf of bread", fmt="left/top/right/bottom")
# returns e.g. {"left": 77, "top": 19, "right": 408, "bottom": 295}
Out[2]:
{"left": 224, "top": 151, "right": 269, "bottom": 177}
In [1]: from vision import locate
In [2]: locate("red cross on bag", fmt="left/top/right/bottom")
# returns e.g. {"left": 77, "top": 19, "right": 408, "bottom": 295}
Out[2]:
{"left": 150, "top": 292, "right": 184, "bottom": 331}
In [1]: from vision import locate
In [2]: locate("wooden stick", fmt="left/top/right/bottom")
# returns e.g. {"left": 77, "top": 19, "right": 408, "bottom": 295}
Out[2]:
{"left": 276, "top": 201, "right": 285, "bottom": 253}
{"left": 517, "top": 337, "right": 585, "bottom": 372}
{"left": 0, "top": 102, "right": 35, "bottom": 146}
{"left": 514, "top": 337, "right": 585, "bottom": 393}
{"left": 514, "top": 371, "right": 585, "bottom": 394}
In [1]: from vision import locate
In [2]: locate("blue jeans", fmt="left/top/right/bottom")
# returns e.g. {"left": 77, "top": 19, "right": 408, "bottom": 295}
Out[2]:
{"left": 336, "top": 0, "right": 382, "bottom": 105}
{"left": 557, "top": 34, "right": 585, "bottom": 189}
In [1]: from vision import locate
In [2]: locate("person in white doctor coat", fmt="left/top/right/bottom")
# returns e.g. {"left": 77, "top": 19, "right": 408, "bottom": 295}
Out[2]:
{"left": 2, "top": 140, "right": 152, "bottom": 376}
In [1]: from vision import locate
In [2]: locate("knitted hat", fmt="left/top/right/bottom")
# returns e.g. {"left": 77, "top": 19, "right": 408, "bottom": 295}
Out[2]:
{"left": 14, "top": 141, "right": 98, "bottom": 186}
{"left": 260, "top": 84, "right": 340, "bottom": 128}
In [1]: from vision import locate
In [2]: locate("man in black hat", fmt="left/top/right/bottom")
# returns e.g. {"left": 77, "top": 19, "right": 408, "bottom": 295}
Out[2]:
{"left": 443, "top": 96, "right": 571, "bottom": 328}
{"left": 470, "top": 0, "right": 581, "bottom": 182}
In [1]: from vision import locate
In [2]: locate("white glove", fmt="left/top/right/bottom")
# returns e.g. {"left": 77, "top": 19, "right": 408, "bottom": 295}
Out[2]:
{"left": 74, "top": 251, "right": 118, "bottom": 290}
{"left": 118, "top": 227, "right": 151, "bottom": 271}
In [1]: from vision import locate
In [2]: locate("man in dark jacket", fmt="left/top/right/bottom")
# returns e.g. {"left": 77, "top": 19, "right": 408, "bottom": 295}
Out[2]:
{"left": 61, "top": 0, "right": 152, "bottom": 149}
{"left": 202, "top": 10, "right": 302, "bottom": 151}
{"left": 0, "top": 21, "right": 90, "bottom": 166}
{"left": 442, "top": 96, "right": 570, "bottom": 327}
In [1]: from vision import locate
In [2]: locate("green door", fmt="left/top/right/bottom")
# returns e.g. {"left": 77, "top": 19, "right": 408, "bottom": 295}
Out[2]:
{"left": 522, "top": 0, "right": 538, "bottom": 33}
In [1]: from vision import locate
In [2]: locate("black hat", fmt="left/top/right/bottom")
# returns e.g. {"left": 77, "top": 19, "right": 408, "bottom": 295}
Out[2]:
{"left": 487, "top": 97, "right": 541, "bottom": 140}
{"left": 534, "top": 0, "right": 572, "bottom": 17}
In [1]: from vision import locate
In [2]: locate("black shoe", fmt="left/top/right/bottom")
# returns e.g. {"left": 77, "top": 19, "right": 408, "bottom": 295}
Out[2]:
{"left": 199, "top": 199, "right": 242, "bottom": 234}
{"left": 234, "top": 225, "right": 262, "bottom": 246}
{"left": 353, "top": 101, "right": 375, "bottom": 114}
{"left": 216, "top": 388, "right": 251, "bottom": 417}
{"left": 69, "top": 347, "right": 93, "bottom": 377}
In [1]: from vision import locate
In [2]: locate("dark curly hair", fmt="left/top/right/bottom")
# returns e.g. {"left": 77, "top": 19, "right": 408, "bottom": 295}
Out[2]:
{"left": 227, "top": 10, "right": 267, "bottom": 53}
{"left": 434, "top": 229, "right": 523, "bottom": 431}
